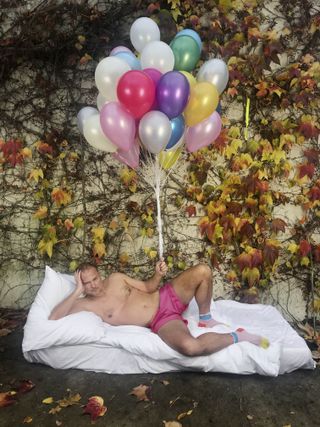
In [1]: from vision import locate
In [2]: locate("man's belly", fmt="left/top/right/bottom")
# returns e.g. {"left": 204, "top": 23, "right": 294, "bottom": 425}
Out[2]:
{"left": 107, "top": 291, "right": 160, "bottom": 327}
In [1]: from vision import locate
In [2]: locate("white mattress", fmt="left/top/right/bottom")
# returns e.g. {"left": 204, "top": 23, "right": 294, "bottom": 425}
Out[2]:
{"left": 23, "top": 266, "right": 315, "bottom": 376}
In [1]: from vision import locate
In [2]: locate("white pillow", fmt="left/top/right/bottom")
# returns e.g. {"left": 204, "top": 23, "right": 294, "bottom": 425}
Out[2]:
{"left": 23, "top": 266, "right": 105, "bottom": 352}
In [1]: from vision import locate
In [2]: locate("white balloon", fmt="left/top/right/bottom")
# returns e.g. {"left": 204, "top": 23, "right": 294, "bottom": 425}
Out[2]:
{"left": 83, "top": 114, "right": 117, "bottom": 152}
{"left": 97, "top": 93, "right": 108, "bottom": 111}
{"left": 130, "top": 17, "right": 160, "bottom": 53}
{"left": 77, "top": 107, "right": 98, "bottom": 134}
{"left": 141, "top": 41, "right": 174, "bottom": 74}
{"left": 95, "top": 56, "right": 131, "bottom": 100}
{"left": 197, "top": 58, "right": 229, "bottom": 94}
{"left": 139, "top": 111, "right": 172, "bottom": 154}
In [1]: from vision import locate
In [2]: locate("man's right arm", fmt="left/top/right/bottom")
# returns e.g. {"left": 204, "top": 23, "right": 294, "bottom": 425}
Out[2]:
{"left": 48, "top": 271, "right": 84, "bottom": 320}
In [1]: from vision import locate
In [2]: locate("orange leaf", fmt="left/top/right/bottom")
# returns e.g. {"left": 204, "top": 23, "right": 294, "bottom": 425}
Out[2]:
{"left": 129, "top": 384, "right": 150, "bottom": 402}
{"left": 51, "top": 188, "right": 72, "bottom": 207}
{"left": 271, "top": 218, "right": 287, "bottom": 233}
{"left": 0, "top": 391, "right": 17, "bottom": 407}
{"left": 234, "top": 253, "right": 252, "bottom": 271}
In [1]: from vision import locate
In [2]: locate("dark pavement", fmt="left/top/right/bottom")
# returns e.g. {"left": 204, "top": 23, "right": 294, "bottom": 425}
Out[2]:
{"left": 0, "top": 329, "right": 319, "bottom": 427}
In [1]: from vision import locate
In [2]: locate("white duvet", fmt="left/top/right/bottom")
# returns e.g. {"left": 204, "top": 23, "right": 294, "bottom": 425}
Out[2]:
{"left": 23, "top": 266, "right": 315, "bottom": 376}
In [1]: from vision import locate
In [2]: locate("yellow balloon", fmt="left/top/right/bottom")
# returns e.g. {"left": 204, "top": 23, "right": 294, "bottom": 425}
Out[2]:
{"left": 184, "top": 82, "right": 219, "bottom": 127}
{"left": 179, "top": 71, "right": 197, "bottom": 88}
{"left": 158, "top": 147, "right": 182, "bottom": 170}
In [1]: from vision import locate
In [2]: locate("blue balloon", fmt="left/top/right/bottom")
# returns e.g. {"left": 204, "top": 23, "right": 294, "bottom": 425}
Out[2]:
{"left": 166, "top": 115, "right": 185, "bottom": 150}
{"left": 114, "top": 52, "right": 141, "bottom": 70}
{"left": 216, "top": 101, "right": 222, "bottom": 115}
{"left": 175, "top": 29, "right": 202, "bottom": 52}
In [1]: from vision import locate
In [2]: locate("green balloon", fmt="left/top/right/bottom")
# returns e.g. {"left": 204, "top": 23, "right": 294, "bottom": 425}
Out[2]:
{"left": 170, "top": 35, "right": 201, "bottom": 72}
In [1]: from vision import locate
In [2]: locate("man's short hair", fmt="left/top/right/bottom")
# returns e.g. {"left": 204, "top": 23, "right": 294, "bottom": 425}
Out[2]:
{"left": 77, "top": 262, "right": 98, "bottom": 272}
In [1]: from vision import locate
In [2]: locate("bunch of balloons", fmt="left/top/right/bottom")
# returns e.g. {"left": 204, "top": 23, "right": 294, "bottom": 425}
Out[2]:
{"left": 77, "top": 17, "right": 229, "bottom": 170}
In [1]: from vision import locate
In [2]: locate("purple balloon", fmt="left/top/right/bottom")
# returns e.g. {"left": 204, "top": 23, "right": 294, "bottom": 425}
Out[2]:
{"left": 185, "top": 111, "right": 222, "bottom": 153}
{"left": 100, "top": 102, "right": 136, "bottom": 152}
{"left": 157, "top": 71, "right": 190, "bottom": 119}
{"left": 144, "top": 68, "right": 162, "bottom": 110}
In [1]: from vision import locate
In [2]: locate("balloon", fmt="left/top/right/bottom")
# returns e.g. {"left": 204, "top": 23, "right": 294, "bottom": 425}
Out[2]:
{"left": 170, "top": 35, "right": 200, "bottom": 72}
{"left": 165, "top": 115, "right": 185, "bottom": 150}
{"left": 113, "top": 139, "right": 140, "bottom": 169}
{"left": 141, "top": 41, "right": 174, "bottom": 74}
{"left": 159, "top": 146, "right": 182, "bottom": 170}
{"left": 114, "top": 51, "right": 141, "bottom": 70}
{"left": 100, "top": 102, "right": 136, "bottom": 151}
{"left": 77, "top": 107, "right": 99, "bottom": 133}
{"left": 184, "top": 82, "right": 219, "bottom": 127}
{"left": 83, "top": 114, "right": 117, "bottom": 152}
{"left": 157, "top": 71, "right": 190, "bottom": 119}
{"left": 143, "top": 68, "right": 162, "bottom": 109}
{"left": 185, "top": 111, "right": 222, "bottom": 153}
{"left": 117, "top": 70, "right": 155, "bottom": 119}
{"left": 166, "top": 133, "right": 184, "bottom": 151}
{"left": 197, "top": 58, "right": 229, "bottom": 94}
{"left": 110, "top": 45, "right": 132, "bottom": 56}
{"left": 175, "top": 29, "right": 202, "bottom": 52}
{"left": 139, "top": 111, "right": 172, "bottom": 154}
{"left": 97, "top": 93, "right": 108, "bottom": 111}
{"left": 130, "top": 17, "right": 160, "bottom": 53}
{"left": 95, "top": 56, "right": 131, "bottom": 101}
{"left": 179, "top": 70, "right": 197, "bottom": 88}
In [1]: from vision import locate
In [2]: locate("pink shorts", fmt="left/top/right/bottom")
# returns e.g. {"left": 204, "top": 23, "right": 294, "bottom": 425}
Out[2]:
{"left": 149, "top": 283, "right": 189, "bottom": 333}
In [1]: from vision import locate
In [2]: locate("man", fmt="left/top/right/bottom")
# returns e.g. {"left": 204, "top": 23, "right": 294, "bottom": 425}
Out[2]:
{"left": 49, "top": 260, "right": 269, "bottom": 356}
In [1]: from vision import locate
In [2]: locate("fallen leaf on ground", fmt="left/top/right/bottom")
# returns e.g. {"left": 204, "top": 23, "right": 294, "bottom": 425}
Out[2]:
{"left": 163, "top": 422, "right": 182, "bottom": 427}
{"left": 129, "top": 384, "right": 150, "bottom": 402}
{"left": 247, "top": 414, "right": 254, "bottom": 420}
{"left": 0, "top": 391, "right": 17, "bottom": 408}
{"left": 23, "top": 416, "right": 33, "bottom": 423}
{"left": 49, "top": 405, "right": 62, "bottom": 414}
{"left": 83, "top": 396, "right": 107, "bottom": 421}
{"left": 42, "top": 397, "right": 54, "bottom": 404}
{"left": 57, "top": 392, "right": 81, "bottom": 407}
{"left": 177, "top": 409, "right": 193, "bottom": 420}
{"left": 161, "top": 380, "right": 170, "bottom": 386}
{"left": 55, "top": 421, "right": 62, "bottom": 426}
{"left": 17, "top": 380, "right": 35, "bottom": 394}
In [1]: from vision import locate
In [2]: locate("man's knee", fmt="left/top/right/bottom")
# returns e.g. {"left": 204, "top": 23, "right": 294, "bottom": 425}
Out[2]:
{"left": 177, "top": 338, "right": 203, "bottom": 357}
{"left": 195, "top": 263, "right": 212, "bottom": 280}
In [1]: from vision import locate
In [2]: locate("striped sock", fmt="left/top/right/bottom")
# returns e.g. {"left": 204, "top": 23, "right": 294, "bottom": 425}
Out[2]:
{"left": 230, "top": 328, "right": 269, "bottom": 349}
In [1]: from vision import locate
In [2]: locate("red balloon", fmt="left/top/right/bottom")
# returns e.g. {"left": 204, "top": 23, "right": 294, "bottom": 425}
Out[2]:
{"left": 117, "top": 70, "right": 155, "bottom": 119}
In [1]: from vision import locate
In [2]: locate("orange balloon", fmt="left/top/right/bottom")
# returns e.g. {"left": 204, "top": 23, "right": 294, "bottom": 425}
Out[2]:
{"left": 184, "top": 82, "right": 219, "bottom": 127}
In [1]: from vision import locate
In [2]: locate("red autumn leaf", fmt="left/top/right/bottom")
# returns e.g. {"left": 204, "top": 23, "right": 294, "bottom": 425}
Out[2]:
{"left": 271, "top": 218, "right": 287, "bottom": 233}
{"left": 37, "top": 142, "right": 53, "bottom": 155}
{"left": 83, "top": 396, "right": 107, "bottom": 421}
{"left": 255, "top": 216, "right": 267, "bottom": 231}
{"left": 314, "top": 245, "right": 320, "bottom": 263}
{"left": 16, "top": 380, "right": 35, "bottom": 394}
{"left": 239, "top": 222, "right": 255, "bottom": 240}
{"left": 304, "top": 148, "right": 319, "bottom": 165}
{"left": 250, "top": 249, "right": 263, "bottom": 267}
{"left": 212, "top": 129, "right": 229, "bottom": 152}
{"left": 205, "top": 222, "right": 215, "bottom": 242}
{"left": 298, "top": 122, "right": 320, "bottom": 139}
{"left": 226, "top": 201, "right": 242, "bottom": 215}
{"left": 210, "top": 252, "right": 220, "bottom": 271}
{"left": 308, "top": 186, "right": 320, "bottom": 201}
{"left": 234, "top": 253, "right": 252, "bottom": 271}
{"left": 299, "top": 240, "right": 311, "bottom": 257}
{"left": 186, "top": 205, "right": 196, "bottom": 217}
{"left": 298, "top": 163, "right": 315, "bottom": 179}
{"left": 130, "top": 384, "right": 150, "bottom": 402}
{"left": 263, "top": 242, "right": 279, "bottom": 266}
{"left": 0, "top": 139, "right": 23, "bottom": 167}
{"left": 0, "top": 391, "right": 17, "bottom": 408}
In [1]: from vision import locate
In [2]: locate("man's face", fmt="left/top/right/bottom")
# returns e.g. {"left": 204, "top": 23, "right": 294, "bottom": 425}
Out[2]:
{"left": 81, "top": 267, "right": 104, "bottom": 297}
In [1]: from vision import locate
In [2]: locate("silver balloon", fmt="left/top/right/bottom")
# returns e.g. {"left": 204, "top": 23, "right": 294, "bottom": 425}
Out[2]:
{"left": 83, "top": 114, "right": 117, "bottom": 152}
{"left": 95, "top": 56, "right": 131, "bottom": 101}
{"left": 130, "top": 17, "right": 160, "bottom": 53}
{"left": 197, "top": 58, "right": 229, "bottom": 94}
{"left": 97, "top": 93, "right": 108, "bottom": 111}
{"left": 139, "top": 111, "right": 172, "bottom": 154}
{"left": 77, "top": 107, "right": 98, "bottom": 134}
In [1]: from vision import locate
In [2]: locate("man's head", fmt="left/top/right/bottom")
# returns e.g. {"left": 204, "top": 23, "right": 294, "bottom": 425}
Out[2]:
{"left": 78, "top": 262, "right": 104, "bottom": 297}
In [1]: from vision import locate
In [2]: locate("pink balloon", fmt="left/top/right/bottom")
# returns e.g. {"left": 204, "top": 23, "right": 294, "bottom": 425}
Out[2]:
{"left": 110, "top": 45, "right": 132, "bottom": 56}
{"left": 100, "top": 102, "right": 136, "bottom": 151}
{"left": 113, "top": 139, "right": 140, "bottom": 169}
{"left": 117, "top": 70, "right": 155, "bottom": 119}
{"left": 185, "top": 111, "right": 222, "bottom": 153}
{"left": 143, "top": 68, "right": 162, "bottom": 109}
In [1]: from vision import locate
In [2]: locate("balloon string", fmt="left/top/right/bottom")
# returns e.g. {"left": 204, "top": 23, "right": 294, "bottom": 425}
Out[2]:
{"left": 155, "top": 156, "right": 164, "bottom": 259}
{"left": 244, "top": 97, "right": 250, "bottom": 141}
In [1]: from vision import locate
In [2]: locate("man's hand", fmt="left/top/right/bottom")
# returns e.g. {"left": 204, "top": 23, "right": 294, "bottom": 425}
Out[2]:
{"left": 155, "top": 258, "right": 168, "bottom": 277}
{"left": 74, "top": 270, "right": 85, "bottom": 297}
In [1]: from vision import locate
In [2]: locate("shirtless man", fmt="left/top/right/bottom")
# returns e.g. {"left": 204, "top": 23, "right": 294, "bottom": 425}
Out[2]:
{"left": 49, "top": 260, "right": 269, "bottom": 356}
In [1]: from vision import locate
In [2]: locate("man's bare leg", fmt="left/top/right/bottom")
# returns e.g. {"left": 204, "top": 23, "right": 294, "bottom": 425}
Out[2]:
{"left": 157, "top": 320, "right": 269, "bottom": 357}
{"left": 170, "top": 264, "right": 222, "bottom": 327}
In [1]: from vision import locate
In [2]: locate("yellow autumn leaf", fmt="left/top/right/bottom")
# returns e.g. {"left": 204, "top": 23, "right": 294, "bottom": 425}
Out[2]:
{"left": 33, "top": 206, "right": 48, "bottom": 219}
{"left": 51, "top": 188, "right": 72, "bottom": 207}
{"left": 287, "top": 243, "right": 298, "bottom": 254}
{"left": 38, "top": 239, "right": 54, "bottom": 258}
{"left": 300, "top": 256, "right": 310, "bottom": 267}
{"left": 272, "top": 149, "right": 286, "bottom": 165}
{"left": 313, "top": 299, "right": 320, "bottom": 312}
{"left": 74, "top": 217, "right": 84, "bottom": 229}
{"left": 119, "top": 252, "right": 129, "bottom": 264}
{"left": 92, "top": 227, "right": 105, "bottom": 241}
{"left": 93, "top": 242, "right": 106, "bottom": 258}
{"left": 257, "top": 168, "right": 269, "bottom": 180}
{"left": 225, "top": 139, "right": 243, "bottom": 159}
{"left": 42, "top": 397, "right": 54, "bottom": 404}
{"left": 109, "top": 219, "right": 118, "bottom": 231}
{"left": 21, "top": 147, "right": 32, "bottom": 158}
{"left": 28, "top": 168, "right": 44, "bottom": 183}
{"left": 149, "top": 250, "right": 158, "bottom": 259}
